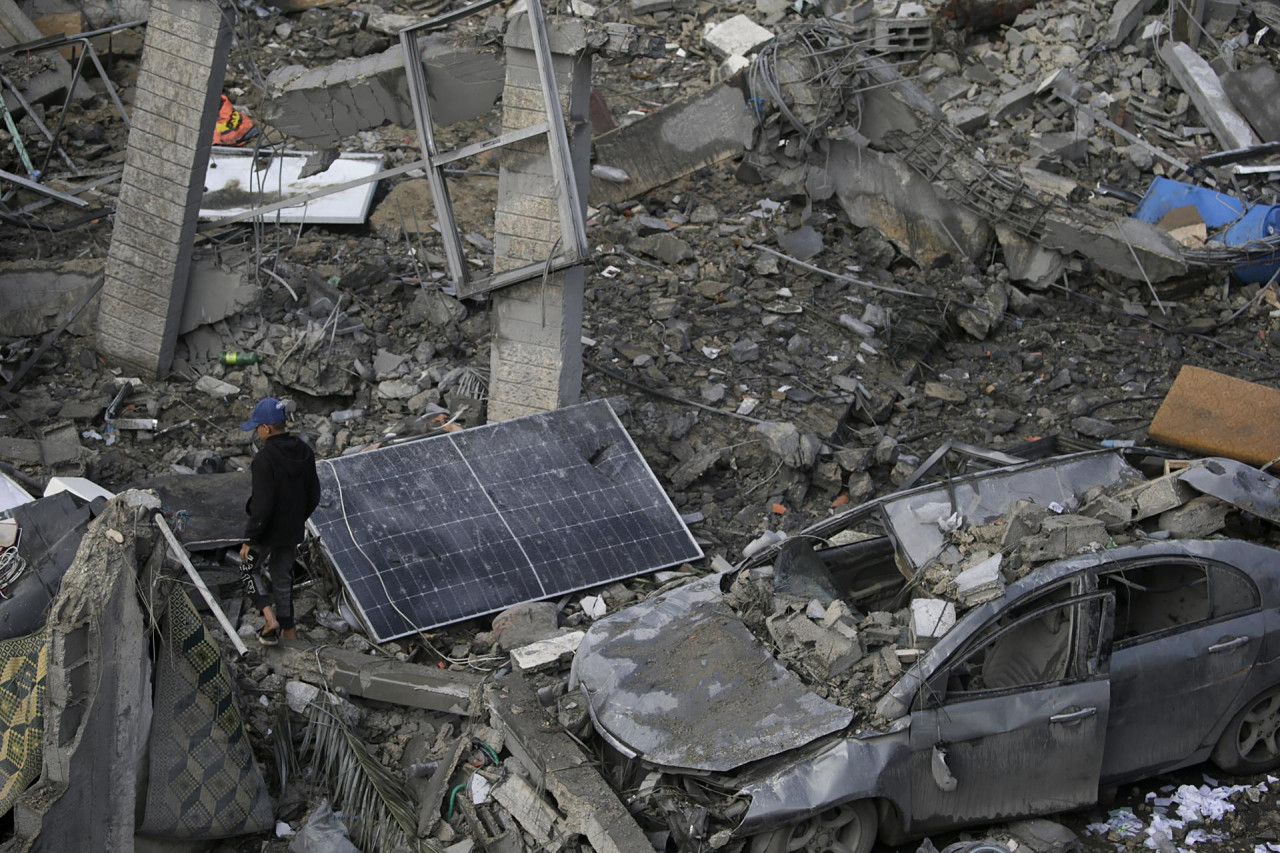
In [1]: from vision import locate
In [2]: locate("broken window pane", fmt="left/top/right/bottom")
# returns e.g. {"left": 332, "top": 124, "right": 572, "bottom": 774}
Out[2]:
{"left": 1100, "top": 562, "right": 1209, "bottom": 646}
{"left": 945, "top": 592, "right": 1101, "bottom": 696}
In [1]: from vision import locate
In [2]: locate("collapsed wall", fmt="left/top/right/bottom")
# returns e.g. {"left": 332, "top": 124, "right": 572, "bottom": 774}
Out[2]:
{"left": 8, "top": 491, "right": 159, "bottom": 853}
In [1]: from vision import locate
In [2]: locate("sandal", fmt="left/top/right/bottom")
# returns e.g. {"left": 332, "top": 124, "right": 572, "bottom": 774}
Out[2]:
{"left": 258, "top": 627, "right": 280, "bottom": 646}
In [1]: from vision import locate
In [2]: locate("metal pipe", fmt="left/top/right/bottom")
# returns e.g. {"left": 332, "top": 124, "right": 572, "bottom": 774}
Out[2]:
{"left": 155, "top": 514, "right": 249, "bottom": 657}
{"left": 0, "top": 73, "right": 79, "bottom": 173}
{"left": 0, "top": 169, "right": 89, "bottom": 206}
{"left": 0, "top": 19, "right": 146, "bottom": 57}
{"left": 76, "top": 39, "right": 130, "bottom": 128}
{"left": 36, "top": 43, "right": 90, "bottom": 179}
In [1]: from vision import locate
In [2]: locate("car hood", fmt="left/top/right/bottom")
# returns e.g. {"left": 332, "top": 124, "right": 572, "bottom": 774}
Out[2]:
{"left": 572, "top": 575, "right": 853, "bottom": 773}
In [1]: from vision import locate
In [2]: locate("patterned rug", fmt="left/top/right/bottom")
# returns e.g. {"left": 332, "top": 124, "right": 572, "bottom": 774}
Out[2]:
{"left": 0, "top": 629, "right": 46, "bottom": 817}
{"left": 139, "top": 586, "right": 273, "bottom": 838}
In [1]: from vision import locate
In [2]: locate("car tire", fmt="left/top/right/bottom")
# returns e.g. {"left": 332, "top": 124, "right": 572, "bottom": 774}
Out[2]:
{"left": 1211, "top": 684, "right": 1280, "bottom": 774}
{"left": 748, "top": 800, "right": 878, "bottom": 853}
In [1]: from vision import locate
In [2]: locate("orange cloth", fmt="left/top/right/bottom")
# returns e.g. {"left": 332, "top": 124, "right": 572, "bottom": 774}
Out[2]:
{"left": 213, "top": 94, "right": 257, "bottom": 146}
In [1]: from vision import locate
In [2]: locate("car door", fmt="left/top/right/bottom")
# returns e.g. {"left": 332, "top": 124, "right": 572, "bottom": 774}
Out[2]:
{"left": 1098, "top": 558, "right": 1264, "bottom": 783}
{"left": 907, "top": 586, "right": 1113, "bottom": 834}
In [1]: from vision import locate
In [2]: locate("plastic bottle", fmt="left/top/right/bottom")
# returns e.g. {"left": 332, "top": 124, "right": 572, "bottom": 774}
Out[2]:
{"left": 220, "top": 352, "right": 261, "bottom": 365}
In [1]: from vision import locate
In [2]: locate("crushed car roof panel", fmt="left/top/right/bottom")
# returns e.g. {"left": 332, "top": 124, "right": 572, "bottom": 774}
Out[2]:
{"left": 881, "top": 451, "right": 1141, "bottom": 570}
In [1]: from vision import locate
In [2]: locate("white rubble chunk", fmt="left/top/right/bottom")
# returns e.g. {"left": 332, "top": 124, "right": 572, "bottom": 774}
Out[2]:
{"left": 195, "top": 374, "right": 240, "bottom": 398}
{"left": 910, "top": 599, "right": 956, "bottom": 648}
{"left": 955, "top": 554, "right": 1005, "bottom": 606}
{"left": 703, "top": 15, "right": 774, "bottom": 59}
{"left": 510, "top": 631, "right": 586, "bottom": 672}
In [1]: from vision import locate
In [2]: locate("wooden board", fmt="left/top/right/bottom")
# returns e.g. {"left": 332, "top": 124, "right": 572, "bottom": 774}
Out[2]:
{"left": 1149, "top": 365, "right": 1280, "bottom": 465}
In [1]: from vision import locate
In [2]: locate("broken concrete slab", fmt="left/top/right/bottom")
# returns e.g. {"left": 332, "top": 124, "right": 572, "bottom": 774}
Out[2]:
{"left": 10, "top": 491, "right": 158, "bottom": 853}
{"left": 954, "top": 554, "right": 1004, "bottom": 606}
{"left": 1161, "top": 41, "right": 1258, "bottom": 151}
{"left": 194, "top": 374, "right": 239, "bottom": 398}
{"left": 493, "top": 601, "right": 563, "bottom": 651}
{"left": 767, "top": 608, "right": 863, "bottom": 678}
{"left": 1149, "top": 365, "right": 1280, "bottom": 465}
{"left": 178, "top": 258, "right": 257, "bottom": 335}
{"left": 492, "top": 772, "right": 562, "bottom": 844}
{"left": 0, "top": 260, "right": 104, "bottom": 337}
{"left": 1040, "top": 214, "right": 1187, "bottom": 283}
{"left": 263, "top": 640, "right": 484, "bottom": 715}
{"left": 1158, "top": 495, "right": 1229, "bottom": 539}
{"left": 0, "top": 425, "right": 83, "bottom": 467}
{"left": 487, "top": 675, "right": 653, "bottom": 853}
{"left": 991, "top": 81, "right": 1039, "bottom": 121}
{"left": 263, "top": 36, "right": 503, "bottom": 147}
{"left": 828, "top": 139, "right": 992, "bottom": 266}
{"left": 1223, "top": 64, "right": 1280, "bottom": 143}
{"left": 1105, "top": 0, "right": 1159, "bottom": 47}
{"left": 1113, "top": 473, "right": 1196, "bottom": 521}
{"left": 588, "top": 82, "right": 755, "bottom": 206}
{"left": 996, "top": 226, "right": 1067, "bottom": 289}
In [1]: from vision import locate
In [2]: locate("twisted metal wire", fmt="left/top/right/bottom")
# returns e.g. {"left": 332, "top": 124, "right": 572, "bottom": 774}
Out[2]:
{"left": 748, "top": 20, "right": 879, "bottom": 139}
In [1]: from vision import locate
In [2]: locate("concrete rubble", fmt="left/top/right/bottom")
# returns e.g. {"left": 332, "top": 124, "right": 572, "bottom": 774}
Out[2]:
{"left": 5, "top": 0, "right": 1280, "bottom": 846}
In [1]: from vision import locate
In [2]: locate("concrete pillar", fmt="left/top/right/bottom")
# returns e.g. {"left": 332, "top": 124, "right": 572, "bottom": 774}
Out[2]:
{"left": 487, "top": 17, "right": 591, "bottom": 423}
{"left": 96, "top": 0, "right": 231, "bottom": 378}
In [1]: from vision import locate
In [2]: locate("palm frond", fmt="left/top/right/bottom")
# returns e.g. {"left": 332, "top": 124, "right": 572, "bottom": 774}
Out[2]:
{"left": 301, "top": 692, "right": 441, "bottom": 853}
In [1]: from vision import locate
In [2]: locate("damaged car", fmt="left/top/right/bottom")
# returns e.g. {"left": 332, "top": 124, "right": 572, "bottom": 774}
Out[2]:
{"left": 572, "top": 450, "right": 1280, "bottom": 852}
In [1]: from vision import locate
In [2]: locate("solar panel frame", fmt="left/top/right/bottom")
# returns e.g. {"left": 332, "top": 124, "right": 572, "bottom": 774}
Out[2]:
{"left": 309, "top": 400, "right": 703, "bottom": 642}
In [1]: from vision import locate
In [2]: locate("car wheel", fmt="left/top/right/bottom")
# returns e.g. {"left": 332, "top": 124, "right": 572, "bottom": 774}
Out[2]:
{"left": 1212, "top": 684, "right": 1280, "bottom": 774}
{"left": 749, "top": 801, "right": 878, "bottom": 853}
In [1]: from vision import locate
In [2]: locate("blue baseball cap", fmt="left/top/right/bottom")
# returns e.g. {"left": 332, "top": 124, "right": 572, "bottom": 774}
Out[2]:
{"left": 240, "top": 397, "right": 287, "bottom": 431}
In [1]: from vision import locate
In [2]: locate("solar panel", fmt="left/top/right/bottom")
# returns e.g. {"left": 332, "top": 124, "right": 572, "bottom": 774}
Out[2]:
{"left": 310, "top": 400, "right": 703, "bottom": 642}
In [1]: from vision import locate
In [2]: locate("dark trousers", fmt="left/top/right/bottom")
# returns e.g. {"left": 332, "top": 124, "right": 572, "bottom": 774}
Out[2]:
{"left": 254, "top": 546, "right": 297, "bottom": 630}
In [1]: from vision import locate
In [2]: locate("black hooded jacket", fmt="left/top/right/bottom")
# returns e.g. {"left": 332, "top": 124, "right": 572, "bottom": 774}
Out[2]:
{"left": 244, "top": 433, "right": 321, "bottom": 547}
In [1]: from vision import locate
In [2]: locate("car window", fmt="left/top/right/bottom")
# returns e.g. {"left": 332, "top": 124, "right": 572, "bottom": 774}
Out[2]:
{"left": 1099, "top": 561, "right": 1259, "bottom": 647}
{"left": 941, "top": 594, "right": 1106, "bottom": 699}
{"left": 1210, "top": 565, "right": 1260, "bottom": 618}
{"left": 1100, "top": 563, "right": 1208, "bottom": 646}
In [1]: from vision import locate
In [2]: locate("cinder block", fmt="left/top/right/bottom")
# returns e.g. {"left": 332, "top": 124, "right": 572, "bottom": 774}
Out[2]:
{"left": 702, "top": 14, "right": 774, "bottom": 58}
{"left": 1116, "top": 474, "right": 1196, "bottom": 520}
{"left": 1158, "top": 496, "right": 1229, "bottom": 538}
{"left": 1019, "top": 515, "right": 1107, "bottom": 562}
